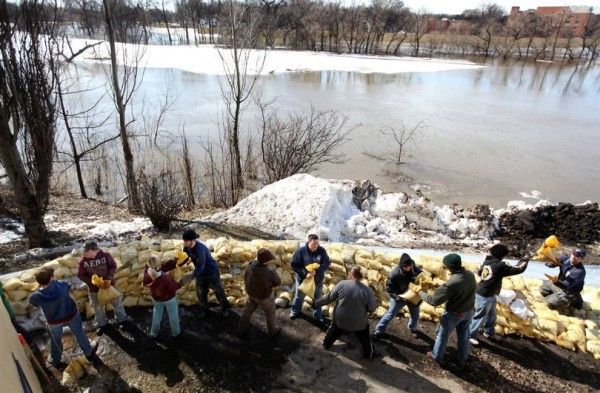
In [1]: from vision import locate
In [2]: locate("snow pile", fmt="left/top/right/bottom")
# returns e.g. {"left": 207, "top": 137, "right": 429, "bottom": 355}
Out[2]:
{"left": 209, "top": 174, "right": 497, "bottom": 246}
{"left": 68, "top": 38, "right": 484, "bottom": 76}
{"left": 0, "top": 218, "right": 25, "bottom": 244}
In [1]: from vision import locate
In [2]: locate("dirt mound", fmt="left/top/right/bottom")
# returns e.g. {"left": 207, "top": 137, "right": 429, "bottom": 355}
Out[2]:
{"left": 496, "top": 202, "right": 600, "bottom": 258}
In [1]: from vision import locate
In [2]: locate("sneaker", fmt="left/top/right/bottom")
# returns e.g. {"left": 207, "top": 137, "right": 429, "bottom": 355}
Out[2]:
{"left": 85, "top": 341, "right": 99, "bottom": 360}
{"left": 289, "top": 312, "right": 300, "bottom": 320}
{"left": 426, "top": 351, "right": 438, "bottom": 363}
{"left": 372, "top": 332, "right": 383, "bottom": 340}
{"left": 469, "top": 338, "right": 480, "bottom": 346}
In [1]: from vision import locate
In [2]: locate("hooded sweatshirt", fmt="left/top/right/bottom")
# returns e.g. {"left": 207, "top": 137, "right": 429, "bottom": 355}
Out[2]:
{"left": 291, "top": 244, "right": 331, "bottom": 282}
{"left": 29, "top": 281, "right": 78, "bottom": 325}
{"left": 386, "top": 253, "right": 422, "bottom": 297}
{"left": 476, "top": 255, "right": 528, "bottom": 297}
{"left": 421, "top": 268, "right": 476, "bottom": 313}
{"left": 244, "top": 260, "right": 281, "bottom": 300}
{"left": 143, "top": 268, "right": 180, "bottom": 302}
{"left": 183, "top": 241, "right": 219, "bottom": 278}
{"left": 77, "top": 250, "right": 117, "bottom": 292}
{"left": 314, "top": 279, "right": 377, "bottom": 331}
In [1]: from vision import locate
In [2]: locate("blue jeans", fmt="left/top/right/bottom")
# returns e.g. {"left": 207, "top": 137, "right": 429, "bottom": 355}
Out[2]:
{"left": 150, "top": 297, "right": 181, "bottom": 337}
{"left": 290, "top": 274, "right": 324, "bottom": 318}
{"left": 432, "top": 310, "right": 473, "bottom": 365}
{"left": 469, "top": 294, "right": 497, "bottom": 338}
{"left": 48, "top": 313, "right": 92, "bottom": 363}
{"left": 375, "top": 296, "right": 420, "bottom": 334}
{"left": 89, "top": 291, "right": 127, "bottom": 327}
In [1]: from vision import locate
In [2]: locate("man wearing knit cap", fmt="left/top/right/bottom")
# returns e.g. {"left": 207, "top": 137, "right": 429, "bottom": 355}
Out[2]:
{"left": 541, "top": 248, "right": 587, "bottom": 310}
{"left": 374, "top": 253, "right": 422, "bottom": 339}
{"left": 419, "top": 253, "right": 476, "bottom": 367}
{"left": 469, "top": 244, "right": 529, "bottom": 346}
{"left": 237, "top": 248, "right": 282, "bottom": 338}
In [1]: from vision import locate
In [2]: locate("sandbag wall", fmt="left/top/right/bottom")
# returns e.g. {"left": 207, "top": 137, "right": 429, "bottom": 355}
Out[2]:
{"left": 1, "top": 237, "right": 600, "bottom": 360}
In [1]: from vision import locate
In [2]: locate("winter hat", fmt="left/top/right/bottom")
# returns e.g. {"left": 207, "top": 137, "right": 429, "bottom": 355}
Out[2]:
{"left": 83, "top": 240, "right": 99, "bottom": 252}
{"left": 257, "top": 248, "right": 275, "bottom": 264}
{"left": 443, "top": 253, "right": 462, "bottom": 270}
{"left": 399, "top": 253, "right": 414, "bottom": 267}
{"left": 182, "top": 229, "right": 199, "bottom": 241}
{"left": 489, "top": 244, "right": 509, "bottom": 260}
{"left": 573, "top": 248, "right": 587, "bottom": 258}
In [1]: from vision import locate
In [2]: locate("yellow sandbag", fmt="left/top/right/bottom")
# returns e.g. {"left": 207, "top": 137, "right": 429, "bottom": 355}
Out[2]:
{"left": 556, "top": 332, "right": 576, "bottom": 351}
{"left": 298, "top": 277, "right": 316, "bottom": 298}
{"left": 160, "top": 239, "right": 174, "bottom": 252}
{"left": 54, "top": 266, "right": 73, "bottom": 279}
{"left": 586, "top": 340, "right": 600, "bottom": 359}
{"left": 122, "top": 296, "right": 139, "bottom": 307}
{"left": 121, "top": 247, "right": 138, "bottom": 264}
{"left": 399, "top": 289, "right": 422, "bottom": 306}
{"left": 97, "top": 285, "right": 121, "bottom": 306}
{"left": 368, "top": 260, "right": 383, "bottom": 270}
{"left": 566, "top": 326, "right": 587, "bottom": 352}
{"left": 11, "top": 301, "right": 28, "bottom": 316}
{"left": 367, "top": 269, "right": 381, "bottom": 283}
{"left": 329, "top": 263, "right": 346, "bottom": 275}
{"left": 7, "top": 289, "right": 29, "bottom": 302}
{"left": 62, "top": 356, "right": 90, "bottom": 383}
{"left": 533, "top": 235, "right": 560, "bottom": 263}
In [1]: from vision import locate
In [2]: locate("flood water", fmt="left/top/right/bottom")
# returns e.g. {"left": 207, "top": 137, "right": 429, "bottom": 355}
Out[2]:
{"left": 64, "top": 59, "right": 600, "bottom": 208}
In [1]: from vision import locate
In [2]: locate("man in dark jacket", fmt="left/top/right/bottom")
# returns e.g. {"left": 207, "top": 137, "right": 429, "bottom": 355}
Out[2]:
{"left": 182, "top": 229, "right": 231, "bottom": 317}
{"left": 289, "top": 234, "right": 330, "bottom": 322}
{"left": 30, "top": 267, "right": 98, "bottom": 368}
{"left": 419, "top": 253, "right": 476, "bottom": 367}
{"left": 469, "top": 244, "right": 529, "bottom": 346}
{"left": 237, "top": 248, "right": 282, "bottom": 338}
{"left": 314, "top": 265, "right": 378, "bottom": 358}
{"left": 78, "top": 240, "right": 128, "bottom": 334}
{"left": 374, "top": 253, "right": 422, "bottom": 339}
{"left": 541, "top": 248, "right": 586, "bottom": 310}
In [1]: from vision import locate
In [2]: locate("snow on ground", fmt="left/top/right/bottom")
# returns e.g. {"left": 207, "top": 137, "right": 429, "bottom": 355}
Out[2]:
{"left": 44, "top": 215, "right": 152, "bottom": 238}
{"left": 209, "top": 174, "right": 497, "bottom": 247}
{"left": 67, "top": 38, "right": 484, "bottom": 76}
{"left": 0, "top": 218, "right": 25, "bottom": 244}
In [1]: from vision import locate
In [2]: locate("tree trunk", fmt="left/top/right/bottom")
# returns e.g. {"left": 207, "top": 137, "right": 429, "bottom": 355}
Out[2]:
{"left": 103, "top": 0, "right": 141, "bottom": 213}
{"left": 0, "top": 120, "right": 50, "bottom": 247}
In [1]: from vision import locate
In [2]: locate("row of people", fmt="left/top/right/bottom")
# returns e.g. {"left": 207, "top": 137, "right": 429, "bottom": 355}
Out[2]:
{"left": 25, "top": 231, "right": 586, "bottom": 368}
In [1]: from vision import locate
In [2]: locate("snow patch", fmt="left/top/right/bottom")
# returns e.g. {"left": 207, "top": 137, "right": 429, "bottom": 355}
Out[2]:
{"left": 68, "top": 38, "right": 485, "bottom": 76}
{"left": 519, "top": 190, "right": 543, "bottom": 199}
{"left": 0, "top": 218, "right": 25, "bottom": 244}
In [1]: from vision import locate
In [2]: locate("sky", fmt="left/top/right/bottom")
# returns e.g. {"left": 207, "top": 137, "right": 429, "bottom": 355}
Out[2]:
{"left": 399, "top": 1, "right": 599, "bottom": 14}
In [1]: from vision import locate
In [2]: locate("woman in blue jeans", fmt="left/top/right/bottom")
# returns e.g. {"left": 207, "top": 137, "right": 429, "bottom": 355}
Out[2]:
{"left": 29, "top": 267, "right": 98, "bottom": 367}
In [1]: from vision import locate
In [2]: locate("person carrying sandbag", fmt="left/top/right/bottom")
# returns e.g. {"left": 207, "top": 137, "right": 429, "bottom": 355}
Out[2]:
{"left": 237, "top": 248, "right": 282, "bottom": 339}
{"left": 419, "top": 254, "right": 476, "bottom": 367}
{"left": 182, "top": 229, "right": 232, "bottom": 318}
{"left": 289, "top": 234, "right": 330, "bottom": 322}
{"left": 314, "top": 266, "right": 378, "bottom": 359}
{"left": 29, "top": 267, "right": 98, "bottom": 369}
{"left": 143, "top": 256, "right": 181, "bottom": 339}
{"left": 540, "top": 248, "right": 586, "bottom": 310}
{"left": 77, "top": 240, "right": 129, "bottom": 335}
{"left": 374, "top": 253, "right": 422, "bottom": 340}
{"left": 469, "top": 244, "right": 529, "bottom": 346}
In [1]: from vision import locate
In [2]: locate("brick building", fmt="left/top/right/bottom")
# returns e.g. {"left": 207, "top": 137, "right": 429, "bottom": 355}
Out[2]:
{"left": 510, "top": 5, "right": 594, "bottom": 37}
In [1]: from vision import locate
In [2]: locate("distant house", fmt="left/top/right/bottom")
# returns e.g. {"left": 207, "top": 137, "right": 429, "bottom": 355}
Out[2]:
{"left": 510, "top": 5, "right": 594, "bottom": 37}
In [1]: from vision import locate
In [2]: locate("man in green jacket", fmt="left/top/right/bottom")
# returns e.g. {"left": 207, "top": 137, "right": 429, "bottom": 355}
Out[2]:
{"left": 419, "top": 253, "right": 476, "bottom": 367}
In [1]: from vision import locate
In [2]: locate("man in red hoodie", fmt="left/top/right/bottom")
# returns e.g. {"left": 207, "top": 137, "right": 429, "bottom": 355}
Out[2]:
{"left": 77, "top": 240, "right": 128, "bottom": 334}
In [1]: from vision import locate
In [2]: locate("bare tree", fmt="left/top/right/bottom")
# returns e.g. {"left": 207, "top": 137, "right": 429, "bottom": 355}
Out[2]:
{"left": 549, "top": 8, "right": 569, "bottom": 61}
{"left": 0, "top": 0, "right": 59, "bottom": 247}
{"left": 217, "top": 0, "right": 265, "bottom": 198}
{"left": 410, "top": 8, "right": 430, "bottom": 57}
{"left": 138, "top": 165, "right": 185, "bottom": 231}
{"left": 102, "top": 0, "right": 145, "bottom": 212}
{"left": 258, "top": 101, "right": 353, "bottom": 183}
{"left": 363, "top": 120, "right": 426, "bottom": 165}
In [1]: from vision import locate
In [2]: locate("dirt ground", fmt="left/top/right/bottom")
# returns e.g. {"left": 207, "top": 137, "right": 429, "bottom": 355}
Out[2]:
{"left": 35, "top": 304, "right": 600, "bottom": 393}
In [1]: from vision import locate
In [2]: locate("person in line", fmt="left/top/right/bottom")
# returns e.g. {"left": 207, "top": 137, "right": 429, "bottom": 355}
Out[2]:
{"left": 182, "top": 229, "right": 232, "bottom": 317}
{"left": 289, "top": 234, "right": 330, "bottom": 322}
{"left": 540, "top": 248, "right": 586, "bottom": 310}
{"left": 469, "top": 244, "right": 529, "bottom": 346}
{"left": 29, "top": 267, "right": 98, "bottom": 368}
{"left": 237, "top": 248, "right": 282, "bottom": 338}
{"left": 314, "top": 265, "right": 378, "bottom": 359}
{"left": 374, "top": 253, "right": 422, "bottom": 339}
{"left": 419, "top": 253, "right": 476, "bottom": 367}
{"left": 143, "top": 256, "right": 181, "bottom": 339}
{"left": 77, "top": 240, "right": 129, "bottom": 334}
